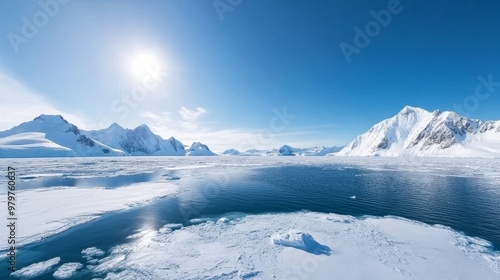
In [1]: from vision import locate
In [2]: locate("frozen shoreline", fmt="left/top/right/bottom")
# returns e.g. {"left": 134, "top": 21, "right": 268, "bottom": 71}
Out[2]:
{"left": 1, "top": 157, "right": 500, "bottom": 279}
{"left": 9, "top": 212, "right": 500, "bottom": 279}
{"left": 2, "top": 156, "right": 500, "bottom": 251}
{"left": 0, "top": 182, "right": 179, "bottom": 251}
{"left": 87, "top": 212, "right": 500, "bottom": 279}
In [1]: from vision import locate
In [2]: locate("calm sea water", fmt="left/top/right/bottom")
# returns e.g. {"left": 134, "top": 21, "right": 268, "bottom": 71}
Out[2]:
{"left": 3, "top": 164, "right": 500, "bottom": 279}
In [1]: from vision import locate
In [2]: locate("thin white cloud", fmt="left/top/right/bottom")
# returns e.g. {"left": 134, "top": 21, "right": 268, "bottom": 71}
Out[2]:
{"left": 179, "top": 107, "right": 207, "bottom": 121}
{"left": 140, "top": 108, "right": 327, "bottom": 152}
{"left": 178, "top": 107, "right": 207, "bottom": 131}
{"left": 0, "top": 71, "right": 87, "bottom": 130}
{"left": 0, "top": 72, "right": 340, "bottom": 151}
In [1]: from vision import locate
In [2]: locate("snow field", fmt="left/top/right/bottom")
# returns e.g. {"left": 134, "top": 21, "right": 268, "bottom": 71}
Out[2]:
{"left": 13, "top": 213, "right": 500, "bottom": 279}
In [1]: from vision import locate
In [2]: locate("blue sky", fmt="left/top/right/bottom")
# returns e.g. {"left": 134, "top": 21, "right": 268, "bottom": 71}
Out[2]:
{"left": 1, "top": 0, "right": 500, "bottom": 151}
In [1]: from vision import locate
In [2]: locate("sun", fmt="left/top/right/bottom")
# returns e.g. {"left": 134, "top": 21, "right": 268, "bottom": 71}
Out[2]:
{"left": 129, "top": 51, "right": 160, "bottom": 79}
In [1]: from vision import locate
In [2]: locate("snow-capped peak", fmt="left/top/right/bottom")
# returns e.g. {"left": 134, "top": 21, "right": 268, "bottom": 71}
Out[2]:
{"left": 222, "top": 149, "right": 240, "bottom": 155}
{"left": 278, "top": 145, "right": 296, "bottom": 156}
{"left": 86, "top": 124, "right": 186, "bottom": 156}
{"left": 186, "top": 142, "right": 216, "bottom": 156}
{"left": 337, "top": 106, "right": 500, "bottom": 157}
{"left": 0, "top": 114, "right": 81, "bottom": 138}
{"left": 0, "top": 115, "right": 124, "bottom": 157}
{"left": 135, "top": 124, "right": 151, "bottom": 131}
{"left": 33, "top": 114, "right": 69, "bottom": 124}
{"left": 0, "top": 115, "right": 218, "bottom": 158}
{"left": 398, "top": 105, "right": 428, "bottom": 115}
{"left": 108, "top": 122, "right": 124, "bottom": 129}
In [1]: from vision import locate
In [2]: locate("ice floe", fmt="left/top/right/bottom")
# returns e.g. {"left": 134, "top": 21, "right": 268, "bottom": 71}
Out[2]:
{"left": 72, "top": 212, "right": 500, "bottom": 279}
{"left": 0, "top": 181, "right": 178, "bottom": 251}
{"left": 52, "top": 262, "right": 83, "bottom": 279}
{"left": 11, "top": 257, "right": 60, "bottom": 279}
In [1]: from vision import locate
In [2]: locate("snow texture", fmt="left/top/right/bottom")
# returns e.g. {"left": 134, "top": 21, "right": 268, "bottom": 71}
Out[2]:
{"left": 53, "top": 262, "right": 83, "bottom": 279}
{"left": 82, "top": 247, "right": 106, "bottom": 260}
{"left": 0, "top": 181, "right": 179, "bottom": 250}
{"left": 272, "top": 230, "right": 331, "bottom": 255}
{"left": 79, "top": 213, "right": 500, "bottom": 279}
{"left": 2, "top": 156, "right": 500, "bottom": 279}
{"left": 11, "top": 257, "right": 61, "bottom": 278}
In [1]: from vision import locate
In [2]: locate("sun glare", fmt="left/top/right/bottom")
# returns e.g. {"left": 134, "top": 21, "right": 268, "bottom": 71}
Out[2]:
{"left": 130, "top": 51, "right": 160, "bottom": 79}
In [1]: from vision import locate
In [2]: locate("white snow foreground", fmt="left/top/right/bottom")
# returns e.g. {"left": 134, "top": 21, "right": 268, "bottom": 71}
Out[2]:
{"left": 27, "top": 212, "right": 497, "bottom": 280}
{"left": 272, "top": 230, "right": 331, "bottom": 255}
{"left": 0, "top": 182, "right": 179, "bottom": 250}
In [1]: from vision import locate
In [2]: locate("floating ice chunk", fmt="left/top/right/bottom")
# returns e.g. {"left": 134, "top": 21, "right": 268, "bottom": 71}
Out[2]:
{"left": 11, "top": 257, "right": 61, "bottom": 278}
{"left": 127, "top": 229, "right": 156, "bottom": 239}
{"left": 189, "top": 218, "right": 210, "bottom": 225}
{"left": 53, "top": 262, "right": 83, "bottom": 279}
{"left": 272, "top": 230, "right": 331, "bottom": 255}
{"left": 164, "top": 223, "right": 183, "bottom": 230}
{"left": 159, "top": 223, "right": 183, "bottom": 234}
{"left": 158, "top": 227, "right": 172, "bottom": 234}
{"left": 82, "top": 247, "right": 105, "bottom": 260}
{"left": 161, "top": 174, "right": 180, "bottom": 180}
{"left": 350, "top": 195, "right": 356, "bottom": 199}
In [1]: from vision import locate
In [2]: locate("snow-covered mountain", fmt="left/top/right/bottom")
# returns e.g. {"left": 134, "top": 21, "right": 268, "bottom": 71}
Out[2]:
{"left": 86, "top": 123, "right": 185, "bottom": 156}
{"left": 4, "top": 107, "right": 497, "bottom": 158}
{"left": 278, "top": 145, "right": 343, "bottom": 156}
{"left": 278, "top": 145, "right": 295, "bottom": 156}
{"left": 240, "top": 149, "right": 279, "bottom": 156}
{"left": 221, "top": 149, "right": 241, "bottom": 156}
{"left": 0, "top": 115, "right": 219, "bottom": 158}
{"left": 0, "top": 115, "right": 125, "bottom": 157}
{"left": 337, "top": 106, "right": 500, "bottom": 157}
{"left": 186, "top": 142, "right": 216, "bottom": 156}
{"left": 221, "top": 146, "right": 343, "bottom": 156}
